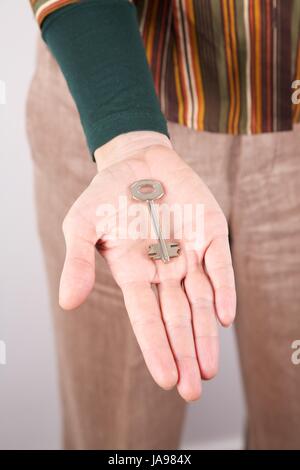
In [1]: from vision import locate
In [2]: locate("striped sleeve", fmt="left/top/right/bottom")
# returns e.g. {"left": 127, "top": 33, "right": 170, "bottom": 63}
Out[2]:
{"left": 30, "top": 0, "right": 80, "bottom": 26}
{"left": 29, "top": 0, "right": 168, "bottom": 158}
{"left": 30, "top": 0, "right": 135, "bottom": 26}
{"left": 30, "top": 0, "right": 136, "bottom": 26}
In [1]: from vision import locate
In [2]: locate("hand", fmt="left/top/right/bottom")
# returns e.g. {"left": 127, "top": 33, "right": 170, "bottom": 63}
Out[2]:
{"left": 59, "top": 131, "right": 236, "bottom": 401}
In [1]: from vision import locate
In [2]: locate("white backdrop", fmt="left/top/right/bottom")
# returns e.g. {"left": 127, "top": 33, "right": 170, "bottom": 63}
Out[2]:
{"left": 0, "top": 0, "right": 245, "bottom": 450}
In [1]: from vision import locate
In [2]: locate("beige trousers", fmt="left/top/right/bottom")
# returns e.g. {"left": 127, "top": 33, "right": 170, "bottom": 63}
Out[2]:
{"left": 26, "top": 40, "right": 300, "bottom": 450}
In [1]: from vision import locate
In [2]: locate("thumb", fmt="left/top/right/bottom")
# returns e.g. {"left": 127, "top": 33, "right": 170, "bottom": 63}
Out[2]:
{"left": 59, "top": 215, "right": 96, "bottom": 310}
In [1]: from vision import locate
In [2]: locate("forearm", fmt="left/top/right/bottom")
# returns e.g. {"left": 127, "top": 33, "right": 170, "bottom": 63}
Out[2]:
{"left": 94, "top": 131, "right": 173, "bottom": 172}
{"left": 30, "top": 0, "right": 168, "bottom": 159}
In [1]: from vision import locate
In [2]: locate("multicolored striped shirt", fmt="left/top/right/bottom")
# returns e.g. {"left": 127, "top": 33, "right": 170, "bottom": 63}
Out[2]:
{"left": 30, "top": 0, "right": 300, "bottom": 135}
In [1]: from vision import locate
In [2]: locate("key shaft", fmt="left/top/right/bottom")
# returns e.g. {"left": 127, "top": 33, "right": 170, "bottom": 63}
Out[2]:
{"left": 147, "top": 200, "right": 170, "bottom": 263}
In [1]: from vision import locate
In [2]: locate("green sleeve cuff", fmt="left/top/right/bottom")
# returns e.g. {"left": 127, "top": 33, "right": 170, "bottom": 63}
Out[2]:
{"left": 41, "top": 0, "right": 169, "bottom": 160}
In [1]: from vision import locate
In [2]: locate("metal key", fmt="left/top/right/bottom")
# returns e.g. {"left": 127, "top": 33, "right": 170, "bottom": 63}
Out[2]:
{"left": 130, "top": 179, "right": 180, "bottom": 263}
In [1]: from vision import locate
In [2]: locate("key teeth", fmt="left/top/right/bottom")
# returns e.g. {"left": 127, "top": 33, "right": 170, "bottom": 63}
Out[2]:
{"left": 174, "top": 246, "right": 181, "bottom": 256}
{"left": 148, "top": 242, "right": 181, "bottom": 261}
{"left": 149, "top": 254, "right": 161, "bottom": 260}
{"left": 168, "top": 242, "right": 181, "bottom": 257}
{"left": 148, "top": 245, "right": 161, "bottom": 260}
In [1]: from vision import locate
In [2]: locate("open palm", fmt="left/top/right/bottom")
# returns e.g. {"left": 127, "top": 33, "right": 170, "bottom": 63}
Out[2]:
{"left": 60, "top": 141, "right": 236, "bottom": 401}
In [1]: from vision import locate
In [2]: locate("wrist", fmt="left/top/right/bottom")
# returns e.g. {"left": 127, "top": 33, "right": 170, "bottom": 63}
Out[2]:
{"left": 94, "top": 131, "right": 173, "bottom": 172}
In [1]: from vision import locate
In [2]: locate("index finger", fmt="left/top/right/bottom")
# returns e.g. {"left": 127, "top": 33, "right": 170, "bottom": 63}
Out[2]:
{"left": 120, "top": 281, "right": 178, "bottom": 390}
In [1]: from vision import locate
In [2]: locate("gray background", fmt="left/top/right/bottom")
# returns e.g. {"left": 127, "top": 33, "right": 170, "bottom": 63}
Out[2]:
{"left": 0, "top": 0, "right": 245, "bottom": 450}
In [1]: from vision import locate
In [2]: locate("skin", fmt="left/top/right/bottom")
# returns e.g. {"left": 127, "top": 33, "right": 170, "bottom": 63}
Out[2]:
{"left": 59, "top": 130, "right": 236, "bottom": 402}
